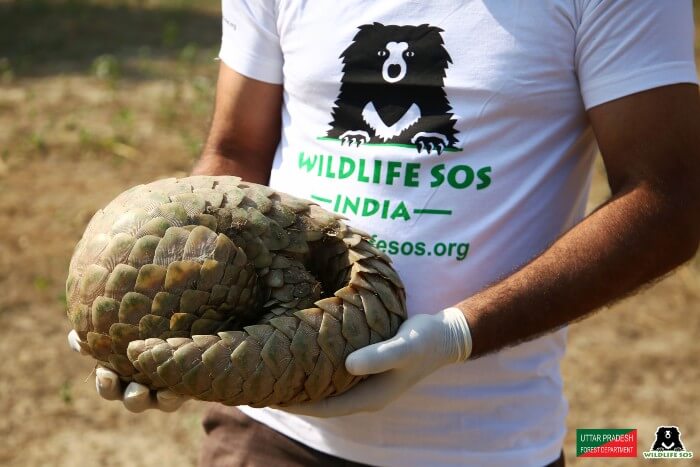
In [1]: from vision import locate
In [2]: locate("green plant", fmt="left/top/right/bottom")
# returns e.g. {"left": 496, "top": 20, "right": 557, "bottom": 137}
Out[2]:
{"left": 161, "top": 21, "right": 180, "bottom": 47}
{"left": 0, "top": 57, "right": 14, "bottom": 83}
{"left": 60, "top": 381, "right": 73, "bottom": 405}
{"left": 30, "top": 132, "right": 47, "bottom": 153}
{"left": 33, "top": 276, "right": 50, "bottom": 291}
{"left": 91, "top": 54, "right": 121, "bottom": 81}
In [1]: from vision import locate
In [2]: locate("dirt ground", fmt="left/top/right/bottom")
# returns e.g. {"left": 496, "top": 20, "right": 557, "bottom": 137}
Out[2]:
{"left": 0, "top": 1, "right": 698, "bottom": 466}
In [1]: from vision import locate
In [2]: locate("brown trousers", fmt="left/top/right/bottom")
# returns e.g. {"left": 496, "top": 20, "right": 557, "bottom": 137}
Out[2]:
{"left": 198, "top": 406, "right": 566, "bottom": 467}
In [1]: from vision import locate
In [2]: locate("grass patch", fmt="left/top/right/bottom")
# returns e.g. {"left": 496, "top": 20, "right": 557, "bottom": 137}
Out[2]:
{"left": 0, "top": 0, "right": 221, "bottom": 78}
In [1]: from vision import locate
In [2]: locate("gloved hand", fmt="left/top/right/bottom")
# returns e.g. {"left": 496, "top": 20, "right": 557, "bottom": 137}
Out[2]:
{"left": 67, "top": 330, "right": 188, "bottom": 413}
{"left": 278, "top": 307, "right": 472, "bottom": 417}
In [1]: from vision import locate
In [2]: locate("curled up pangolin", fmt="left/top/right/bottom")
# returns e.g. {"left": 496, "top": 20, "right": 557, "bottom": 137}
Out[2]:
{"left": 66, "top": 176, "right": 406, "bottom": 407}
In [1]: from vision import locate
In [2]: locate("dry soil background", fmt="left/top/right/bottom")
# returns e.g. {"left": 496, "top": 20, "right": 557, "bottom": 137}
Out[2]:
{"left": 0, "top": 1, "right": 698, "bottom": 466}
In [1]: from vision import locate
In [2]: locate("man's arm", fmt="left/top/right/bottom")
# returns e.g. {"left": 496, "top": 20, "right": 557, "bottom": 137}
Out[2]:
{"left": 192, "top": 62, "right": 283, "bottom": 182}
{"left": 461, "top": 83, "right": 700, "bottom": 357}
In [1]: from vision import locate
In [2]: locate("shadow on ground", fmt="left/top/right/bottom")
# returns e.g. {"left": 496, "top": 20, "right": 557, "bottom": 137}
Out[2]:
{"left": 0, "top": 0, "right": 221, "bottom": 78}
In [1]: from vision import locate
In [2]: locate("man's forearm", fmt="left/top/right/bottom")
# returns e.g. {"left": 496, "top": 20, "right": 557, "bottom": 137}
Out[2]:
{"left": 460, "top": 182, "right": 699, "bottom": 358}
{"left": 191, "top": 63, "right": 282, "bottom": 184}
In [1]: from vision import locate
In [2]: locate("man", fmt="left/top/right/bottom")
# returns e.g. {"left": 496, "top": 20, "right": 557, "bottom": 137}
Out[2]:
{"left": 76, "top": 1, "right": 700, "bottom": 465}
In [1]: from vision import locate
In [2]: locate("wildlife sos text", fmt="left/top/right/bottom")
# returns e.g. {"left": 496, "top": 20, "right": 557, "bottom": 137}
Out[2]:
{"left": 298, "top": 151, "right": 492, "bottom": 190}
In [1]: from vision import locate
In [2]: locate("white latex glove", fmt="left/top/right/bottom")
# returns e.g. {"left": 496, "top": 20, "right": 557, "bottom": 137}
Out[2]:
{"left": 68, "top": 330, "right": 188, "bottom": 413}
{"left": 279, "top": 307, "right": 472, "bottom": 417}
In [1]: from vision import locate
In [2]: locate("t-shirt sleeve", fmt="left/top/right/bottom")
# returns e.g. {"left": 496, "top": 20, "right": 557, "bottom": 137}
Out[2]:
{"left": 219, "top": 0, "right": 283, "bottom": 84}
{"left": 575, "top": 0, "right": 698, "bottom": 110}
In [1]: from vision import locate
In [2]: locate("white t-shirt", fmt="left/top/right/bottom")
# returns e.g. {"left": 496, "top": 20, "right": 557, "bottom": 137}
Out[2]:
{"left": 218, "top": 1, "right": 697, "bottom": 465}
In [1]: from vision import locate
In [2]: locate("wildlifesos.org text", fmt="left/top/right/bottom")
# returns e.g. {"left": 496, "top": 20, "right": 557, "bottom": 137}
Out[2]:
{"left": 369, "top": 234, "right": 470, "bottom": 261}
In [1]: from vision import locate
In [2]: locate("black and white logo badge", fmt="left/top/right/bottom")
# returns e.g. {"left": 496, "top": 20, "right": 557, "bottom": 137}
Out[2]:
{"left": 643, "top": 426, "right": 694, "bottom": 459}
{"left": 326, "top": 23, "right": 459, "bottom": 155}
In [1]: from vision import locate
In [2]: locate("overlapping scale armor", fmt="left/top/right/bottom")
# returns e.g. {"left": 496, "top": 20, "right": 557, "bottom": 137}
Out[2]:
{"left": 67, "top": 176, "right": 406, "bottom": 406}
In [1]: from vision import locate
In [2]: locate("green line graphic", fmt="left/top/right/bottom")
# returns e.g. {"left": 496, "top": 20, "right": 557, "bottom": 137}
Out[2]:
{"left": 310, "top": 194, "right": 333, "bottom": 204}
{"left": 413, "top": 209, "right": 452, "bottom": 215}
{"left": 316, "top": 136, "right": 462, "bottom": 152}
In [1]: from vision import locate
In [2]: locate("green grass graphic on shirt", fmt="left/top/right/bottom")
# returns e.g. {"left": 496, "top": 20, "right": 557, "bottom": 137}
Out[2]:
{"left": 317, "top": 136, "right": 463, "bottom": 152}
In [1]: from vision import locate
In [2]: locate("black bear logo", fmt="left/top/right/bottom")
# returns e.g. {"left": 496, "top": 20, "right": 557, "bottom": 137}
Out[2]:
{"left": 326, "top": 23, "right": 459, "bottom": 155}
{"left": 651, "top": 426, "right": 686, "bottom": 451}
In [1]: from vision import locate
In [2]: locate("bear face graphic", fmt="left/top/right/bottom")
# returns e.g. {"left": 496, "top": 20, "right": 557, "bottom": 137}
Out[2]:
{"left": 326, "top": 23, "right": 459, "bottom": 155}
{"left": 651, "top": 426, "right": 686, "bottom": 451}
